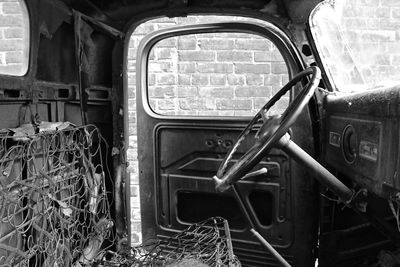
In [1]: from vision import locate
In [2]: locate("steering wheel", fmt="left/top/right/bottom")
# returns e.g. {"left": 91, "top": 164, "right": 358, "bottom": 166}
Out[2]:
{"left": 213, "top": 66, "right": 321, "bottom": 192}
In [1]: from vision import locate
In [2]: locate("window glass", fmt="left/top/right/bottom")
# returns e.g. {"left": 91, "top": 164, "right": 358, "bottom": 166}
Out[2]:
{"left": 310, "top": 0, "right": 400, "bottom": 92}
{"left": 0, "top": 0, "right": 29, "bottom": 76}
{"left": 147, "top": 32, "right": 289, "bottom": 116}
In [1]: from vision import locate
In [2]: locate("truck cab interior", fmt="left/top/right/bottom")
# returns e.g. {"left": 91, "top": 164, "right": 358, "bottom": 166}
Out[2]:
{"left": 0, "top": 0, "right": 400, "bottom": 266}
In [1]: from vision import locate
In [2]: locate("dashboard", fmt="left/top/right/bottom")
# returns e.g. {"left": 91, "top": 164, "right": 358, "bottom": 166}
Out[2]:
{"left": 324, "top": 86, "right": 400, "bottom": 199}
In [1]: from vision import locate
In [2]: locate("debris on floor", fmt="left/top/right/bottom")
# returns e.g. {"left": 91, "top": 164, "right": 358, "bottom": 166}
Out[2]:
{"left": 98, "top": 217, "right": 241, "bottom": 267}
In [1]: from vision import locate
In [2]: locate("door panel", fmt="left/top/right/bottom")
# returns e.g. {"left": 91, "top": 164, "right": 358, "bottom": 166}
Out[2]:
{"left": 154, "top": 124, "right": 292, "bottom": 245}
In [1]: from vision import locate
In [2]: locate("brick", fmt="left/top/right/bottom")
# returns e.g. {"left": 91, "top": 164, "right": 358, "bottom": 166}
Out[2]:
{"left": 217, "top": 51, "right": 252, "bottom": 62}
{"left": 178, "top": 63, "right": 196, "bottom": 74}
{"left": 235, "top": 86, "right": 272, "bottom": 97}
{"left": 128, "top": 136, "right": 137, "bottom": 148}
{"left": 128, "top": 111, "right": 136, "bottom": 123}
{"left": 178, "top": 51, "right": 214, "bottom": 61}
{"left": 178, "top": 37, "right": 196, "bottom": 50}
{"left": 127, "top": 86, "right": 135, "bottom": 99}
{"left": 4, "top": 28, "right": 23, "bottom": 39}
{"left": 131, "top": 221, "right": 142, "bottom": 232}
{"left": 375, "top": 7, "right": 391, "bottom": 18}
{"left": 176, "top": 86, "right": 198, "bottom": 98}
{"left": 127, "top": 60, "right": 135, "bottom": 71}
{"left": 157, "top": 74, "right": 175, "bottom": 85}
{"left": 392, "top": 8, "right": 400, "bottom": 19}
{"left": 126, "top": 148, "right": 136, "bottom": 161}
{"left": 157, "top": 48, "right": 173, "bottom": 59}
{"left": 3, "top": 3, "right": 22, "bottom": 14}
{"left": 198, "top": 39, "right": 234, "bottom": 50}
{"left": 254, "top": 52, "right": 284, "bottom": 62}
{"left": 235, "top": 63, "right": 270, "bottom": 74}
{"left": 374, "top": 54, "right": 390, "bottom": 65}
{"left": 157, "top": 99, "right": 175, "bottom": 110}
{"left": 128, "top": 99, "right": 136, "bottom": 110}
{"left": 131, "top": 207, "right": 141, "bottom": 221}
{"left": 235, "top": 39, "right": 271, "bottom": 51}
{"left": 391, "top": 55, "right": 400, "bottom": 65}
{"left": 361, "top": 30, "right": 396, "bottom": 42}
{"left": 127, "top": 162, "right": 138, "bottom": 175}
{"left": 178, "top": 74, "right": 191, "bottom": 85}
{"left": 199, "top": 87, "right": 234, "bottom": 98}
{"left": 149, "top": 86, "right": 175, "bottom": 98}
{"left": 0, "top": 14, "right": 22, "bottom": 26}
{"left": 0, "top": 39, "right": 23, "bottom": 51}
{"left": 379, "top": 19, "right": 400, "bottom": 30}
{"left": 148, "top": 62, "right": 173, "bottom": 73}
{"left": 271, "top": 63, "right": 287, "bottom": 74}
{"left": 179, "top": 98, "right": 203, "bottom": 110}
{"left": 192, "top": 74, "right": 209, "bottom": 85}
{"left": 130, "top": 185, "right": 139, "bottom": 197}
{"left": 210, "top": 75, "right": 226, "bottom": 85}
{"left": 129, "top": 172, "right": 139, "bottom": 184}
{"left": 381, "top": 0, "right": 400, "bottom": 6}
{"left": 130, "top": 196, "right": 140, "bottom": 208}
{"left": 128, "top": 112, "right": 136, "bottom": 124}
{"left": 386, "top": 43, "right": 400, "bottom": 53}
{"left": 246, "top": 74, "right": 263, "bottom": 86}
{"left": 344, "top": 18, "right": 367, "bottom": 29}
{"left": 227, "top": 75, "right": 245, "bottom": 85}
{"left": 216, "top": 99, "right": 252, "bottom": 110}
{"left": 365, "top": 19, "right": 381, "bottom": 29}
{"left": 198, "top": 63, "right": 233, "bottom": 73}
{"left": 264, "top": 74, "right": 282, "bottom": 86}
{"left": 5, "top": 51, "right": 22, "bottom": 64}
{"left": 128, "top": 124, "right": 136, "bottom": 135}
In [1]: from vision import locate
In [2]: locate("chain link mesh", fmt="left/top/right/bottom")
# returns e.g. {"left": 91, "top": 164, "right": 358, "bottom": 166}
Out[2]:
{"left": 0, "top": 123, "right": 115, "bottom": 266}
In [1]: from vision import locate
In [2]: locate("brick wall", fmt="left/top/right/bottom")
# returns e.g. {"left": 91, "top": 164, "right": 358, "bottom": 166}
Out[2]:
{"left": 0, "top": 0, "right": 28, "bottom": 76}
{"left": 342, "top": 0, "right": 400, "bottom": 87}
{"left": 313, "top": 0, "right": 400, "bottom": 90}
{"left": 147, "top": 32, "right": 289, "bottom": 116}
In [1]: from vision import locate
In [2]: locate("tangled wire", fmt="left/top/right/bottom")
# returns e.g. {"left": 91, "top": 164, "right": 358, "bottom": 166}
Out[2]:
{"left": 0, "top": 122, "right": 114, "bottom": 267}
{"left": 99, "top": 217, "right": 241, "bottom": 267}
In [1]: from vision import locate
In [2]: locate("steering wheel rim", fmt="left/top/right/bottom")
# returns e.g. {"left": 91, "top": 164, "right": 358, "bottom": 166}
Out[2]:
{"left": 214, "top": 66, "right": 321, "bottom": 192}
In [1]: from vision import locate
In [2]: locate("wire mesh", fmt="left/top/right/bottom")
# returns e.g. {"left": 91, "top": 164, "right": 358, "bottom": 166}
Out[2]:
{"left": 99, "top": 217, "right": 241, "bottom": 267}
{"left": 0, "top": 122, "right": 115, "bottom": 266}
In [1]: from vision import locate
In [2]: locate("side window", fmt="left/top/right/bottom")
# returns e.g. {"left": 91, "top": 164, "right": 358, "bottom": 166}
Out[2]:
{"left": 147, "top": 32, "right": 289, "bottom": 117}
{"left": 0, "top": 0, "right": 29, "bottom": 76}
